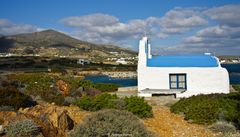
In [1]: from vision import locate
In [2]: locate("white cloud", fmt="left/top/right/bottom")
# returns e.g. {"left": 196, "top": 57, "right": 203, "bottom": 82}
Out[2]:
{"left": 204, "top": 4, "right": 240, "bottom": 27}
{"left": 60, "top": 13, "right": 119, "bottom": 28}
{"left": 0, "top": 19, "right": 39, "bottom": 35}
{"left": 158, "top": 7, "right": 208, "bottom": 34}
{"left": 61, "top": 10, "right": 208, "bottom": 45}
{"left": 161, "top": 4, "right": 240, "bottom": 55}
{"left": 0, "top": 19, "right": 13, "bottom": 27}
{"left": 61, "top": 13, "right": 151, "bottom": 45}
{"left": 178, "top": 25, "right": 240, "bottom": 55}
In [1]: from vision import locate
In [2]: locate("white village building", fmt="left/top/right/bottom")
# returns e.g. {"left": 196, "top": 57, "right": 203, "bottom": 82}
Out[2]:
{"left": 137, "top": 37, "right": 229, "bottom": 98}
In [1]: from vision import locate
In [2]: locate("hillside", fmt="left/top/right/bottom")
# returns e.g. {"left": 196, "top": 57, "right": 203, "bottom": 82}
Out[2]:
{"left": 0, "top": 29, "right": 137, "bottom": 58}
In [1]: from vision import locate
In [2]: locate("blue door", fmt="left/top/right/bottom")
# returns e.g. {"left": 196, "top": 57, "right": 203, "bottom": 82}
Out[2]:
{"left": 169, "top": 74, "right": 187, "bottom": 89}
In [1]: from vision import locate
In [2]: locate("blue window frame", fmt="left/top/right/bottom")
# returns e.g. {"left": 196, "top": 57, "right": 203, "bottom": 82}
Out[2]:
{"left": 169, "top": 74, "right": 187, "bottom": 89}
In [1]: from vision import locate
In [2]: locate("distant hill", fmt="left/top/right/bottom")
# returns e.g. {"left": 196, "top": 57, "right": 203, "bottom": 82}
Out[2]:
{"left": 0, "top": 29, "right": 137, "bottom": 58}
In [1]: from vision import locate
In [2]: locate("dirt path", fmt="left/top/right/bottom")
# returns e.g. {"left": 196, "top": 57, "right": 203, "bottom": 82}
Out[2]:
{"left": 143, "top": 107, "right": 219, "bottom": 137}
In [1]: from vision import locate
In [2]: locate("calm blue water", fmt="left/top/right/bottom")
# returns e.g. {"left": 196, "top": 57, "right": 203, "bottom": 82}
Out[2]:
{"left": 222, "top": 64, "right": 240, "bottom": 84}
{"left": 85, "top": 75, "right": 137, "bottom": 87}
{"left": 85, "top": 64, "right": 240, "bottom": 87}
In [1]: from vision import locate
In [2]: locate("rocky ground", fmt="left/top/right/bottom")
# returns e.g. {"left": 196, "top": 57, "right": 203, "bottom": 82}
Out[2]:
{"left": 143, "top": 107, "right": 219, "bottom": 137}
{"left": 0, "top": 87, "right": 231, "bottom": 137}
{"left": 0, "top": 101, "right": 222, "bottom": 137}
{"left": 143, "top": 96, "right": 220, "bottom": 137}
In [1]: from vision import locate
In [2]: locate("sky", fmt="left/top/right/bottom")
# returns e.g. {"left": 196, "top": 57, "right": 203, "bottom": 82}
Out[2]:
{"left": 0, "top": 0, "right": 240, "bottom": 55}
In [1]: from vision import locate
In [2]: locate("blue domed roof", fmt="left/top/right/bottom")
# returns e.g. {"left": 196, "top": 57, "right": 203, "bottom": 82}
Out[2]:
{"left": 147, "top": 55, "right": 219, "bottom": 67}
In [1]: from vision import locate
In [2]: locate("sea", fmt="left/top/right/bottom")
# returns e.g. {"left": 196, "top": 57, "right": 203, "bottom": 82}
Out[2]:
{"left": 85, "top": 64, "right": 240, "bottom": 87}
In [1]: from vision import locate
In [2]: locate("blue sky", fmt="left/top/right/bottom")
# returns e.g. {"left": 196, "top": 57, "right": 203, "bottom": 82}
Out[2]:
{"left": 1, "top": 0, "right": 240, "bottom": 55}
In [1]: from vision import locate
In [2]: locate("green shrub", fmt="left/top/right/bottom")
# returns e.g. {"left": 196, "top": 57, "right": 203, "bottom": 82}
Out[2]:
{"left": 74, "top": 94, "right": 153, "bottom": 118}
{"left": 94, "top": 83, "right": 119, "bottom": 92}
{"left": 78, "top": 80, "right": 94, "bottom": 89}
{"left": 73, "top": 95, "right": 93, "bottom": 111}
{"left": 6, "top": 120, "right": 41, "bottom": 137}
{"left": 91, "top": 93, "right": 118, "bottom": 111}
{"left": 69, "top": 109, "right": 152, "bottom": 137}
{"left": 171, "top": 93, "right": 240, "bottom": 125}
{"left": 73, "top": 93, "right": 118, "bottom": 111}
{"left": 41, "top": 92, "right": 66, "bottom": 106}
{"left": 124, "top": 96, "right": 153, "bottom": 118}
{"left": 111, "top": 98, "right": 127, "bottom": 110}
{"left": 0, "top": 87, "right": 36, "bottom": 110}
{"left": 232, "top": 84, "right": 240, "bottom": 92}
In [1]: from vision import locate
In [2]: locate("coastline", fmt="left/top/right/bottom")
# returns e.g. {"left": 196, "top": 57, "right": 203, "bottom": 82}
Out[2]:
{"left": 77, "top": 70, "right": 137, "bottom": 79}
{"left": 101, "top": 71, "right": 137, "bottom": 78}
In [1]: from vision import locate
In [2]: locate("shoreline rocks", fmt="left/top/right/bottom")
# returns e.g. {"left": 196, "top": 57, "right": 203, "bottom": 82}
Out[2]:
{"left": 101, "top": 71, "right": 137, "bottom": 78}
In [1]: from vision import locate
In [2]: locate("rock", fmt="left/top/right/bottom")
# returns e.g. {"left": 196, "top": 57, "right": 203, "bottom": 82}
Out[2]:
{"left": 56, "top": 80, "right": 70, "bottom": 96}
{"left": 48, "top": 108, "right": 58, "bottom": 128}
{"left": 7, "top": 104, "right": 89, "bottom": 137}
{"left": 58, "top": 110, "right": 74, "bottom": 131}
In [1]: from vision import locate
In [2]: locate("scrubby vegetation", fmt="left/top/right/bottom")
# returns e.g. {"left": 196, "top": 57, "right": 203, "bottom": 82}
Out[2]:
{"left": 5, "top": 120, "right": 41, "bottom": 137}
{"left": 124, "top": 96, "right": 153, "bottom": 118}
{"left": 5, "top": 73, "right": 119, "bottom": 106}
{"left": 94, "top": 83, "right": 119, "bottom": 92}
{"left": 171, "top": 93, "right": 240, "bottom": 126}
{"left": 232, "top": 84, "right": 240, "bottom": 92}
{"left": 7, "top": 73, "right": 53, "bottom": 96}
{"left": 73, "top": 93, "right": 118, "bottom": 111}
{"left": 73, "top": 93, "right": 153, "bottom": 118}
{"left": 0, "top": 87, "right": 36, "bottom": 110}
{"left": 69, "top": 109, "right": 152, "bottom": 137}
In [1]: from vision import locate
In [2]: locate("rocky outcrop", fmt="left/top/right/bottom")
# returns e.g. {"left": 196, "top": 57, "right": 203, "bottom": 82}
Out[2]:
{"left": 0, "top": 103, "right": 89, "bottom": 137}
{"left": 58, "top": 110, "right": 74, "bottom": 131}
{"left": 56, "top": 80, "right": 70, "bottom": 96}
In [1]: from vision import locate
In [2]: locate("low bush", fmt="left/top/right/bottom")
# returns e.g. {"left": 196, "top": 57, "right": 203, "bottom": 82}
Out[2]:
{"left": 94, "top": 83, "right": 119, "bottom": 92}
{"left": 232, "top": 84, "right": 240, "bottom": 92}
{"left": 73, "top": 93, "right": 118, "bottom": 111}
{"left": 74, "top": 95, "right": 93, "bottom": 111}
{"left": 69, "top": 109, "right": 152, "bottom": 137}
{"left": 64, "top": 96, "right": 76, "bottom": 105}
{"left": 0, "top": 87, "right": 36, "bottom": 110}
{"left": 210, "top": 121, "right": 236, "bottom": 133}
{"left": 74, "top": 93, "right": 153, "bottom": 118}
{"left": 78, "top": 80, "right": 94, "bottom": 89}
{"left": 41, "top": 92, "right": 66, "bottom": 106}
{"left": 5, "top": 120, "right": 41, "bottom": 137}
{"left": 82, "top": 87, "right": 101, "bottom": 97}
{"left": 221, "top": 132, "right": 240, "bottom": 137}
{"left": 91, "top": 93, "right": 118, "bottom": 111}
{"left": 170, "top": 93, "right": 240, "bottom": 125}
{"left": 124, "top": 96, "right": 153, "bottom": 118}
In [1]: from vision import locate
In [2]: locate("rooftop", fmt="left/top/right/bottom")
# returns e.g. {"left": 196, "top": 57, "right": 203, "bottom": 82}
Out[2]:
{"left": 147, "top": 55, "right": 219, "bottom": 67}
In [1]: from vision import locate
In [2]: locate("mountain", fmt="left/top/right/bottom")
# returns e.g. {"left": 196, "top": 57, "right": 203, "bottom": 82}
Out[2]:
{"left": 0, "top": 29, "right": 137, "bottom": 58}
